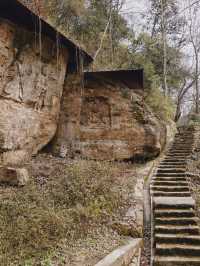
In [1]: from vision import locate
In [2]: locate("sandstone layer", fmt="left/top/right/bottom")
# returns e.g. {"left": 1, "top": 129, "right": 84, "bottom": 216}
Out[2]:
{"left": 0, "top": 18, "right": 68, "bottom": 166}
{"left": 53, "top": 74, "right": 167, "bottom": 161}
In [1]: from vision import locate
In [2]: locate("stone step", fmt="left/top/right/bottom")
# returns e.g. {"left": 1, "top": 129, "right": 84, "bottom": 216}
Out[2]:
{"left": 169, "top": 147, "right": 193, "bottom": 150}
{"left": 154, "top": 256, "right": 200, "bottom": 266}
{"left": 153, "top": 176, "right": 187, "bottom": 180}
{"left": 155, "top": 173, "right": 187, "bottom": 177}
{"left": 152, "top": 191, "right": 191, "bottom": 197}
{"left": 174, "top": 140, "right": 194, "bottom": 144}
{"left": 169, "top": 151, "right": 192, "bottom": 155}
{"left": 155, "top": 225, "right": 199, "bottom": 235}
{"left": 171, "top": 142, "right": 193, "bottom": 144}
{"left": 154, "top": 176, "right": 187, "bottom": 181}
{"left": 174, "top": 133, "right": 193, "bottom": 135}
{"left": 173, "top": 141, "right": 194, "bottom": 144}
{"left": 169, "top": 149, "right": 192, "bottom": 152}
{"left": 162, "top": 158, "right": 186, "bottom": 161}
{"left": 171, "top": 144, "right": 193, "bottom": 147}
{"left": 159, "top": 165, "right": 186, "bottom": 169}
{"left": 174, "top": 134, "right": 193, "bottom": 136}
{"left": 171, "top": 141, "right": 192, "bottom": 144}
{"left": 155, "top": 209, "right": 195, "bottom": 218}
{"left": 164, "top": 157, "right": 188, "bottom": 160}
{"left": 170, "top": 145, "right": 192, "bottom": 147}
{"left": 162, "top": 160, "right": 186, "bottom": 163}
{"left": 174, "top": 136, "right": 194, "bottom": 138}
{"left": 175, "top": 131, "right": 193, "bottom": 133}
{"left": 153, "top": 177, "right": 187, "bottom": 182}
{"left": 152, "top": 127, "right": 200, "bottom": 266}
{"left": 154, "top": 175, "right": 187, "bottom": 179}
{"left": 154, "top": 176, "right": 186, "bottom": 180}
{"left": 151, "top": 186, "right": 189, "bottom": 192}
{"left": 161, "top": 161, "right": 186, "bottom": 164}
{"left": 153, "top": 197, "right": 195, "bottom": 209}
{"left": 172, "top": 139, "right": 193, "bottom": 141}
{"left": 155, "top": 217, "right": 198, "bottom": 226}
{"left": 173, "top": 141, "right": 194, "bottom": 143}
{"left": 166, "top": 156, "right": 189, "bottom": 160}
{"left": 172, "top": 146, "right": 193, "bottom": 149}
{"left": 156, "top": 243, "right": 200, "bottom": 257}
{"left": 169, "top": 147, "right": 191, "bottom": 150}
{"left": 158, "top": 165, "right": 186, "bottom": 169}
{"left": 167, "top": 150, "right": 190, "bottom": 157}
{"left": 152, "top": 181, "right": 189, "bottom": 186}
{"left": 174, "top": 132, "right": 193, "bottom": 135}
{"left": 159, "top": 163, "right": 186, "bottom": 166}
{"left": 155, "top": 234, "right": 200, "bottom": 245}
{"left": 166, "top": 153, "right": 188, "bottom": 156}
{"left": 174, "top": 135, "right": 194, "bottom": 137}
{"left": 157, "top": 169, "right": 186, "bottom": 174}
{"left": 169, "top": 150, "right": 192, "bottom": 153}
{"left": 169, "top": 149, "right": 193, "bottom": 152}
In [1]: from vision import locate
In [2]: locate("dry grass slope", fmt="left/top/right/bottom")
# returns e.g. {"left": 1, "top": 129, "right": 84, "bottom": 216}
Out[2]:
{"left": 0, "top": 157, "right": 136, "bottom": 265}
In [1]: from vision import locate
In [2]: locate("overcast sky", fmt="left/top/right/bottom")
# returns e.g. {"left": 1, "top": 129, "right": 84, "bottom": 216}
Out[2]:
{"left": 124, "top": 0, "right": 147, "bottom": 9}
{"left": 121, "top": 0, "right": 149, "bottom": 31}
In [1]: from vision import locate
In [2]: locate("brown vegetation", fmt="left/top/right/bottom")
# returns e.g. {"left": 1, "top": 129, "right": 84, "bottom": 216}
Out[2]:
{"left": 0, "top": 154, "right": 140, "bottom": 265}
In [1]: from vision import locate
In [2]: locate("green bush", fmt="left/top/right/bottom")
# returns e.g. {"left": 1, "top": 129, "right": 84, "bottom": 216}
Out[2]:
{"left": 145, "top": 87, "right": 175, "bottom": 121}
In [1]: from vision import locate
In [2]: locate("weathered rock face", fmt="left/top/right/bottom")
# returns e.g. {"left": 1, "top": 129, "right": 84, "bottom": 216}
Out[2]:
{"left": 53, "top": 75, "right": 166, "bottom": 161}
{"left": 0, "top": 19, "right": 68, "bottom": 165}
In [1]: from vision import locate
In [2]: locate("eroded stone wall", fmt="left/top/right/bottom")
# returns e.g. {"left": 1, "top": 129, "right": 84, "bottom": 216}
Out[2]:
{"left": 0, "top": 19, "right": 68, "bottom": 165}
{"left": 52, "top": 73, "right": 82, "bottom": 157}
{"left": 54, "top": 76, "right": 166, "bottom": 161}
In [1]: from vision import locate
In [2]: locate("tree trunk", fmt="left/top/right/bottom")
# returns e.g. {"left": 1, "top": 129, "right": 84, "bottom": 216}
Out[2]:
{"left": 195, "top": 49, "right": 199, "bottom": 113}
{"left": 175, "top": 100, "right": 181, "bottom": 122}
{"left": 161, "top": 0, "right": 168, "bottom": 96}
{"left": 188, "top": 0, "right": 200, "bottom": 114}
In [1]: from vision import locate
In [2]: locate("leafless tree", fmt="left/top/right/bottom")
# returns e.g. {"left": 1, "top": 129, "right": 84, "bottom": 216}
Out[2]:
{"left": 161, "top": 0, "right": 168, "bottom": 96}
{"left": 188, "top": 0, "right": 200, "bottom": 113}
{"left": 175, "top": 75, "right": 197, "bottom": 121}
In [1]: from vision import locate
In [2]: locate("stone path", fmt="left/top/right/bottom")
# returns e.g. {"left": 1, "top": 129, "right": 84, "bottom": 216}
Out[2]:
{"left": 150, "top": 128, "right": 200, "bottom": 266}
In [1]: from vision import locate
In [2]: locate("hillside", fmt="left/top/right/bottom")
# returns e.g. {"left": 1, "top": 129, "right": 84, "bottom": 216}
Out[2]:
{"left": 1, "top": 1, "right": 200, "bottom": 266}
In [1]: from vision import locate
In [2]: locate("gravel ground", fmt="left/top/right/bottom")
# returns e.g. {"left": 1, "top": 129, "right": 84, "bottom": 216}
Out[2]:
{"left": 140, "top": 225, "right": 151, "bottom": 266}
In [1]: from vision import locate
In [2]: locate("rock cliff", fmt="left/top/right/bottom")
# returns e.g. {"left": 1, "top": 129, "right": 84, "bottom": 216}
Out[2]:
{"left": 53, "top": 74, "right": 167, "bottom": 161}
{"left": 0, "top": 19, "right": 68, "bottom": 166}
{"left": 0, "top": 18, "right": 167, "bottom": 164}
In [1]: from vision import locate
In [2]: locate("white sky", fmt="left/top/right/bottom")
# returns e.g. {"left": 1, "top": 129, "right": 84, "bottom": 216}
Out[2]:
{"left": 123, "top": 0, "right": 147, "bottom": 10}
{"left": 122, "top": 0, "right": 149, "bottom": 31}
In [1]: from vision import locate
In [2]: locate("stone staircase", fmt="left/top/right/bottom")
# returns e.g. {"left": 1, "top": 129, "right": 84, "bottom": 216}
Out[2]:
{"left": 150, "top": 128, "right": 200, "bottom": 266}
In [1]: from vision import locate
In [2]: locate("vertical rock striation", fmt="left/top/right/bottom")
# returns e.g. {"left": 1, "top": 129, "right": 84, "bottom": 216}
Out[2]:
{"left": 0, "top": 18, "right": 68, "bottom": 166}
{"left": 53, "top": 75, "right": 167, "bottom": 161}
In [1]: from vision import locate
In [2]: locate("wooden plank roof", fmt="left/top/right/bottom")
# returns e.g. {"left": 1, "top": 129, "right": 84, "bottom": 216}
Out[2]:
{"left": 0, "top": 0, "right": 93, "bottom": 70}
{"left": 84, "top": 69, "right": 144, "bottom": 91}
